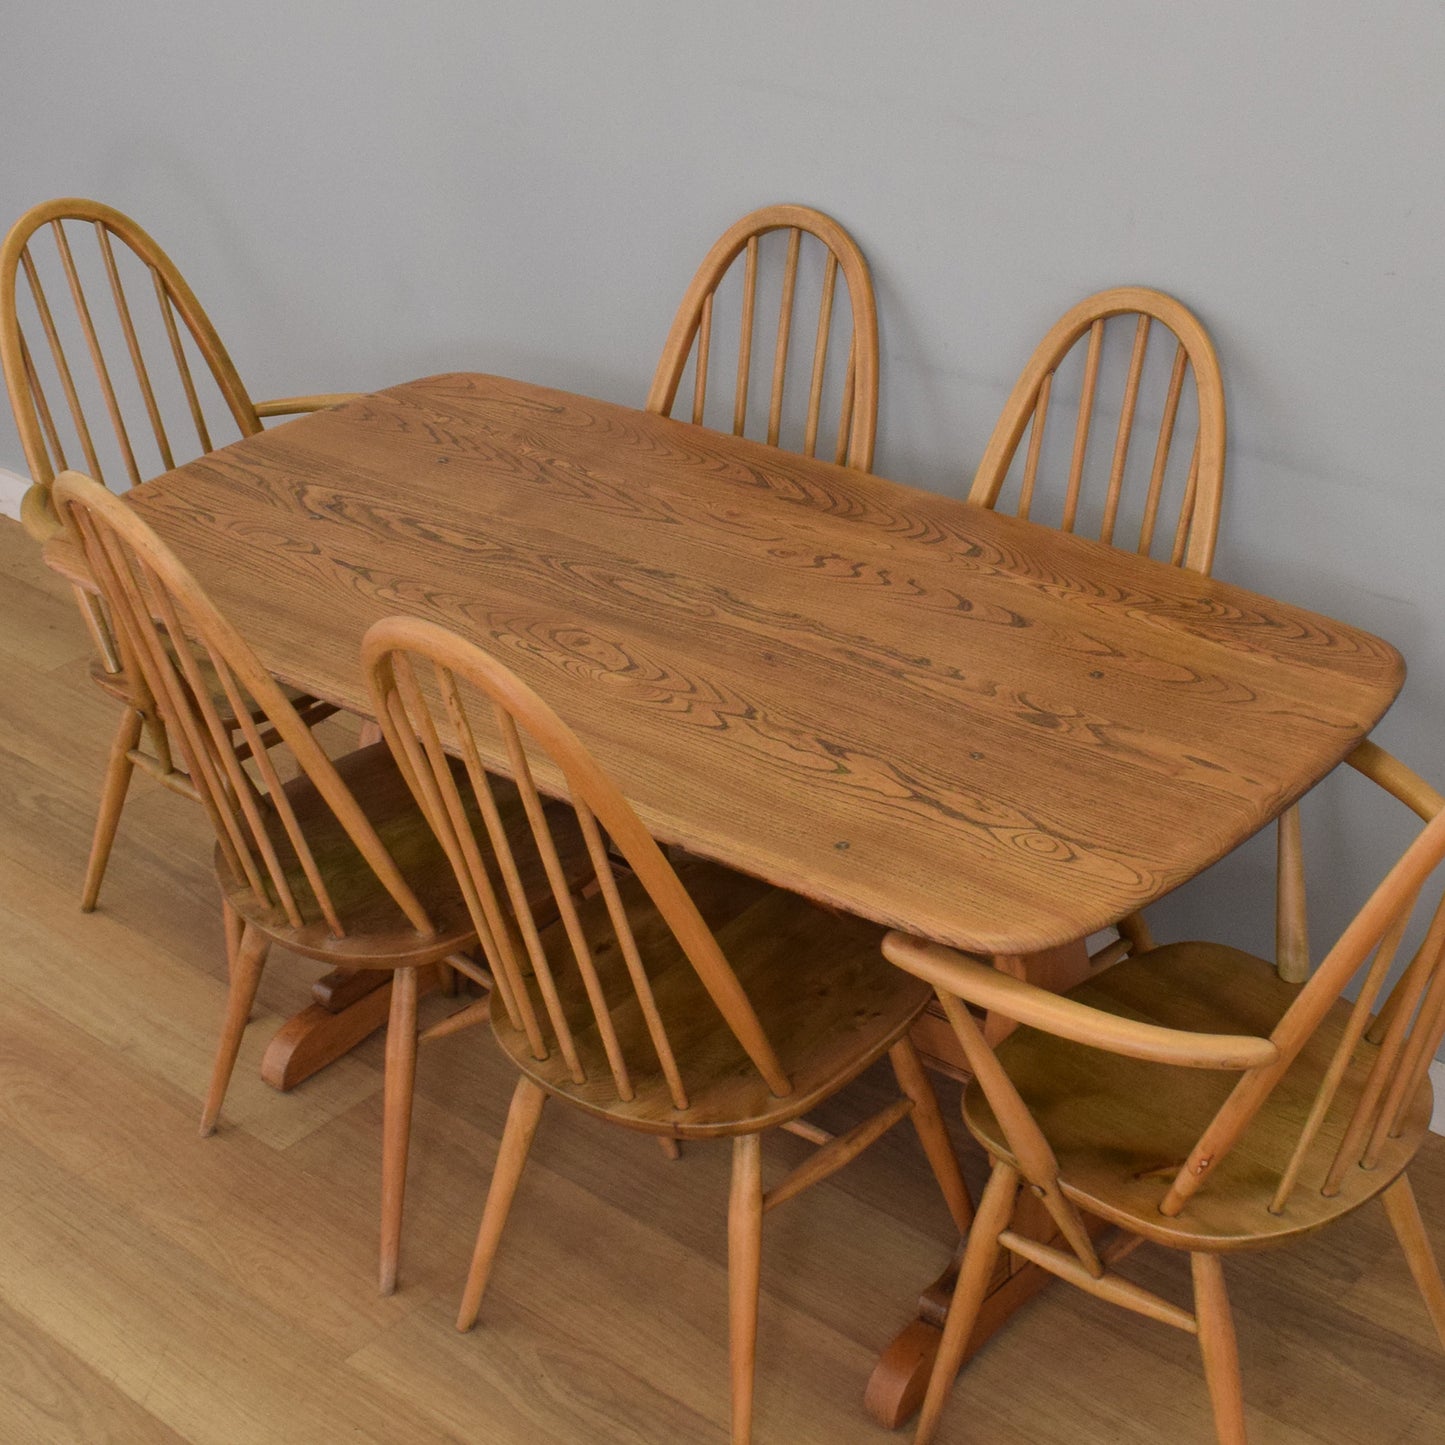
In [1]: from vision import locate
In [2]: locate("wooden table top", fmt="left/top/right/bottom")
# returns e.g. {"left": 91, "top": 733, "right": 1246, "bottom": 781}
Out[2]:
{"left": 104, "top": 373, "right": 1403, "bottom": 954}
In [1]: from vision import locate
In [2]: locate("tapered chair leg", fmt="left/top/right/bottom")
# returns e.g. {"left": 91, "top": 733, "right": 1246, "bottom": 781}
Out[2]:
{"left": 1192, "top": 1253, "right": 1248, "bottom": 1445}
{"left": 221, "top": 897, "right": 243, "bottom": 982}
{"left": 81, "top": 706, "right": 143, "bottom": 912}
{"left": 914, "top": 1160, "right": 1019, "bottom": 1445}
{"left": 199, "top": 923, "right": 271, "bottom": 1136}
{"left": 889, "top": 1037, "right": 974, "bottom": 1234}
{"left": 456, "top": 1075, "right": 547, "bottom": 1331}
{"left": 379, "top": 966, "right": 419, "bottom": 1296}
{"left": 1382, "top": 1172, "right": 1445, "bottom": 1351}
{"left": 728, "top": 1133, "right": 764, "bottom": 1445}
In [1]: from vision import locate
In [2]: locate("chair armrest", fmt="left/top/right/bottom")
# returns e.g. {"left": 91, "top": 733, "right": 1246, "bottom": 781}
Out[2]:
{"left": 253, "top": 393, "right": 362, "bottom": 418}
{"left": 882, "top": 932, "right": 1279, "bottom": 1071}
{"left": 1346, "top": 739, "right": 1445, "bottom": 822}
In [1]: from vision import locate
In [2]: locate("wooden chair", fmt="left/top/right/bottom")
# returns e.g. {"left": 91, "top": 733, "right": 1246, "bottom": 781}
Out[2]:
{"left": 362, "top": 615, "right": 974, "bottom": 1444}
{"left": 884, "top": 739, "right": 1445, "bottom": 1444}
{"left": 970, "top": 285, "right": 1226, "bottom": 574}
{"left": 646, "top": 204, "right": 880, "bottom": 471}
{"left": 1, "top": 197, "right": 357, "bottom": 909}
{"left": 51, "top": 470, "right": 589, "bottom": 1296}
{"left": 971, "top": 286, "right": 1228, "bottom": 976}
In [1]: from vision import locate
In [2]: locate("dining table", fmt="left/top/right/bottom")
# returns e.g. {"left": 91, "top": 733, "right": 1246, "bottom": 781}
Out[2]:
{"left": 39, "top": 371, "right": 1404, "bottom": 1427}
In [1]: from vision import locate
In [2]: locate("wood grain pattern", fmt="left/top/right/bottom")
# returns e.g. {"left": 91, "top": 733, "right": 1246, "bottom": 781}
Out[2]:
{"left": 99, "top": 373, "right": 1401, "bottom": 956}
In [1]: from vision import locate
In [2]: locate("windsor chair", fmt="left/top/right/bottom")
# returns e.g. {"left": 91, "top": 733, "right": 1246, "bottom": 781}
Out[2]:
{"left": 362, "top": 615, "right": 974, "bottom": 1445}
{"left": 884, "top": 738, "right": 1445, "bottom": 1444}
{"left": 970, "top": 286, "right": 1231, "bottom": 982}
{"left": 52, "top": 471, "right": 589, "bottom": 1296}
{"left": 1, "top": 197, "right": 355, "bottom": 909}
{"left": 646, "top": 203, "right": 880, "bottom": 471}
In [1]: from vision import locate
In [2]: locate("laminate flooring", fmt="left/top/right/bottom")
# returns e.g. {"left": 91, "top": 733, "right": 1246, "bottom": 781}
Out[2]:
{"left": 0, "top": 517, "right": 1441, "bottom": 1443}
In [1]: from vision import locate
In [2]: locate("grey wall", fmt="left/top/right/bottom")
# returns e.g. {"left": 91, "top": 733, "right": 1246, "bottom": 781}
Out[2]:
{"left": 6, "top": 1, "right": 1445, "bottom": 965}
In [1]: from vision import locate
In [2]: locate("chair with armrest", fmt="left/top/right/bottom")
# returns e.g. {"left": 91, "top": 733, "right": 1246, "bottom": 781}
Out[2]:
{"left": 363, "top": 614, "right": 974, "bottom": 1444}
{"left": 52, "top": 470, "right": 590, "bottom": 1296}
{"left": 1, "top": 197, "right": 358, "bottom": 907}
{"left": 884, "top": 738, "right": 1445, "bottom": 1444}
{"left": 647, "top": 203, "right": 880, "bottom": 471}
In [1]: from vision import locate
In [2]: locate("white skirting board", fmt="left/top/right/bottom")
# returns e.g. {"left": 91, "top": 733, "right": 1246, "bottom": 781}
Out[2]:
{"left": 1433, "top": 1060, "right": 1445, "bottom": 1136}
{"left": 0, "top": 466, "right": 30, "bottom": 521}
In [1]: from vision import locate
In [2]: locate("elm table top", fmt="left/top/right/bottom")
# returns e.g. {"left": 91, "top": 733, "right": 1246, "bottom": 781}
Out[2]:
{"left": 108, "top": 372, "right": 1404, "bottom": 954}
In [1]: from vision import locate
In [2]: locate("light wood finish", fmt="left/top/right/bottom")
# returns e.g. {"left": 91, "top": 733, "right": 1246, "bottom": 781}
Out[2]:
{"left": 366, "top": 617, "right": 968, "bottom": 1442}
{"left": 647, "top": 204, "right": 880, "bottom": 471}
{"left": 69, "top": 373, "right": 1402, "bottom": 963}
{"left": 1, "top": 197, "right": 353, "bottom": 907}
{"left": 885, "top": 740, "right": 1445, "bottom": 1442}
{"left": 49, "top": 473, "right": 584, "bottom": 1296}
{"left": 0, "top": 197, "right": 357, "bottom": 536}
{"left": 2, "top": 530, "right": 1444, "bottom": 1444}
{"left": 970, "top": 285, "right": 1225, "bottom": 574}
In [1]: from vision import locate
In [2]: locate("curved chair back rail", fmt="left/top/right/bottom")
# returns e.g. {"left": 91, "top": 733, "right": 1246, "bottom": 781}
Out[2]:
{"left": 646, "top": 203, "right": 880, "bottom": 471}
{"left": 970, "top": 285, "right": 1226, "bottom": 575}
{"left": 0, "top": 198, "right": 262, "bottom": 522}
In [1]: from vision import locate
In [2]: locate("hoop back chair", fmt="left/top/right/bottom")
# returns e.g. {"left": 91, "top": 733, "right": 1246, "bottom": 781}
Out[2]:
{"left": 363, "top": 615, "right": 974, "bottom": 1444}
{"left": 2, "top": 198, "right": 354, "bottom": 908}
{"left": 884, "top": 738, "right": 1445, "bottom": 1445}
{"left": 971, "top": 286, "right": 1228, "bottom": 977}
{"left": 971, "top": 285, "right": 1225, "bottom": 574}
{"left": 51, "top": 471, "right": 590, "bottom": 1295}
{"left": 646, "top": 203, "right": 880, "bottom": 471}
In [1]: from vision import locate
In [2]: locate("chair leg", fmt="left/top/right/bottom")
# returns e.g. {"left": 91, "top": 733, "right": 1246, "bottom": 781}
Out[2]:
{"left": 221, "top": 897, "right": 243, "bottom": 979}
{"left": 889, "top": 1037, "right": 974, "bottom": 1234}
{"left": 1192, "top": 1253, "right": 1248, "bottom": 1445}
{"left": 914, "top": 1160, "right": 1018, "bottom": 1445}
{"left": 81, "top": 706, "right": 143, "bottom": 912}
{"left": 379, "top": 966, "right": 419, "bottom": 1296}
{"left": 199, "top": 923, "right": 271, "bottom": 1136}
{"left": 658, "top": 1137, "right": 682, "bottom": 1161}
{"left": 728, "top": 1133, "right": 764, "bottom": 1445}
{"left": 1382, "top": 1172, "right": 1445, "bottom": 1352}
{"left": 456, "top": 1075, "right": 547, "bottom": 1331}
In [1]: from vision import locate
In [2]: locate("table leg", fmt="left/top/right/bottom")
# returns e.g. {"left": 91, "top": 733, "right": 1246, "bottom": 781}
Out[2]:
{"left": 867, "top": 938, "right": 1093, "bottom": 1429}
{"left": 261, "top": 966, "right": 440, "bottom": 1091}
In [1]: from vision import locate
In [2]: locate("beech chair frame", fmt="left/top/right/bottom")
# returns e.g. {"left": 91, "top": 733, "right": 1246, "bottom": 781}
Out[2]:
{"left": 53, "top": 471, "right": 481, "bottom": 1296}
{"left": 885, "top": 739, "right": 1445, "bottom": 1445}
{"left": 646, "top": 203, "right": 880, "bottom": 471}
{"left": 972, "top": 285, "right": 1227, "bottom": 975}
{"left": 970, "top": 285, "right": 1226, "bottom": 576}
{"left": 1, "top": 197, "right": 354, "bottom": 908}
{"left": 363, "top": 615, "right": 974, "bottom": 1445}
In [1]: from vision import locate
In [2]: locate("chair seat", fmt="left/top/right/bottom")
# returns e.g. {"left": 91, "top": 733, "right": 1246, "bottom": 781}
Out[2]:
{"left": 963, "top": 941, "right": 1434, "bottom": 1250}
{"left": 492, "top": 856, "right": 931, "bottom": 1138}
{"left": 220, "top": 742, "right": 589, "bottom": 968}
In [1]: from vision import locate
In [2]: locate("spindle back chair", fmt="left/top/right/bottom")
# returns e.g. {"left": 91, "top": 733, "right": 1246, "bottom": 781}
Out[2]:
{"left": 52, "top": 470, "right": 490, "bottom": 1294}
{"left": 971, "top": 286, "right": 1227, "bottom": 978}
{"left": 646, "top": 204, "right": 880, "bottom": 471}
{"left": 970, "top": 286, "right": 1225, "bottom": 575}
{"left": 884, "top": 739, "right": 1445, "bottom": 1445}
{"left": 1, "top": 197, "right": 352, "bottom": 534}
{"left": 363, "top": 614, "right": 974, "bottom": 1444}
{"left": 2, "top": 198, "right": 352, "bottom": 908}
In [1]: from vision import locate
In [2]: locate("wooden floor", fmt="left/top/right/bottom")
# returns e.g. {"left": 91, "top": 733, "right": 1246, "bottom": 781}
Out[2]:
{"left": 0, "top": 515, "right": 1442, "bottom": 1444}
